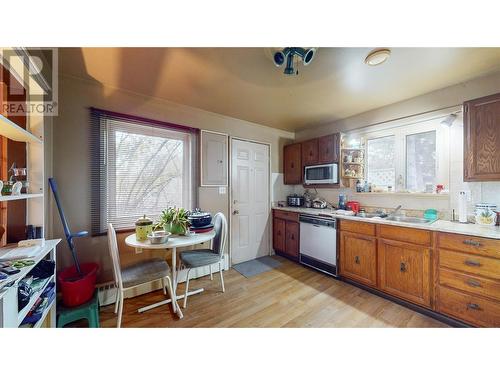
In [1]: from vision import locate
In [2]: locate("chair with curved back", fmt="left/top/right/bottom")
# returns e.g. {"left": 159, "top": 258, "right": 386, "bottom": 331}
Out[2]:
{"left": 107, "top": 223, "right": 178, "bottom": 327}
{"left": 179, "top": 212, "right": 227, "bottom": 308}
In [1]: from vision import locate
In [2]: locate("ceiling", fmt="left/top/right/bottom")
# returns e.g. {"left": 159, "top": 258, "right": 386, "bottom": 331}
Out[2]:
{"left": 60, "top": 47, "right": 500, "bottom": 131}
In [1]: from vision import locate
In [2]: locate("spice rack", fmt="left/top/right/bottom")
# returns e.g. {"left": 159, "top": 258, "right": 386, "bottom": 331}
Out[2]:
{"left": 340, "top": 137, "right": 365, "bottom": 188}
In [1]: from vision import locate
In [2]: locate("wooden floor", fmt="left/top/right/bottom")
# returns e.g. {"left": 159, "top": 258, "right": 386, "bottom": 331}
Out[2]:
{"left": 99, "top": 256, "right": 447, "bottom": 328}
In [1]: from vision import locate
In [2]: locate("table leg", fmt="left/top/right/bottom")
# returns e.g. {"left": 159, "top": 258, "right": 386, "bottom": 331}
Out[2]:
{"left": 171, "top": 247, "right": 184, "bottom": 319}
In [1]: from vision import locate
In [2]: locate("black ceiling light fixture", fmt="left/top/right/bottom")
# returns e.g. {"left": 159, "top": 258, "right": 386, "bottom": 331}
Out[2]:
{"left": 273, "top": 47, "right": 316, "bottom": 75}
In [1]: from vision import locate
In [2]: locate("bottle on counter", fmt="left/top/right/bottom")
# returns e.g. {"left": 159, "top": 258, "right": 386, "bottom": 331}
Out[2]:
{"left": 338, "top": 194, "right": 347, "bottom": 210}
{"left": 355, "top": 180, "right": 362, "bottom": 193}
{"left": 363, "top": 180, "right": 369, "bottom": 192}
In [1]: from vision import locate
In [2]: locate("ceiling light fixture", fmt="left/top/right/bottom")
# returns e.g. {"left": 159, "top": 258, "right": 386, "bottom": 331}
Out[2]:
{"left": 365, "top": 48, "right": 391, "bottom": 66}
{"left": 273, "top": 47, "right": 316, "bottom": 75}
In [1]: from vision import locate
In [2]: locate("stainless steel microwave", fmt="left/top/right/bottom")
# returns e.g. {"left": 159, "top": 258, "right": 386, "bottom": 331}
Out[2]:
{"left": 304, "top": 163, "right": 339, "bottom": 185}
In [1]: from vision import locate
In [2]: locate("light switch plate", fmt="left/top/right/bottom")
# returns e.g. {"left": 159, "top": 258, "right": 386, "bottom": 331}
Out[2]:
{"left": 218, "top": 186, "right": 227, "bottom": 195}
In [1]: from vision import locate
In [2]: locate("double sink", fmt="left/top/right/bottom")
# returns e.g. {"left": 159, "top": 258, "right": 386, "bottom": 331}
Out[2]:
{"left": 357, "top": 213, "right": 436, "bottom": 225}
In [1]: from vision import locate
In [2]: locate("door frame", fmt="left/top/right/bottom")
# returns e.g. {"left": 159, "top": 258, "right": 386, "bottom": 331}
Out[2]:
{"left": 229, "top": 136, "right": 272, "bottom": 266}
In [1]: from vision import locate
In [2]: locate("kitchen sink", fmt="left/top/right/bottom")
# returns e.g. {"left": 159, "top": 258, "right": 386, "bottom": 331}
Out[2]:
{"left": 357, "top": 213, "right": 386, "bottom": 218}
{"left": 384, "top": 216, "right": 436, "bottom": 224}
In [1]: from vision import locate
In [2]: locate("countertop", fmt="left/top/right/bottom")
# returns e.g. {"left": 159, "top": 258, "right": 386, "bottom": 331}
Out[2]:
{"left": 272, "top": 206, "right": 500, "bottom": 240}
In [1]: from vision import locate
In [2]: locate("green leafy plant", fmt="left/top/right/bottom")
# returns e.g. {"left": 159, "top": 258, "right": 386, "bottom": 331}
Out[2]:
{"left": 155, "top": 207, "right": 190, "bottom": 235}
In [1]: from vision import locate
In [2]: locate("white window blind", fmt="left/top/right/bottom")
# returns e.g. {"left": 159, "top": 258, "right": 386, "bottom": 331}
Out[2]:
{"left": 91, "top": 109, "right": 198, "bottom": 234}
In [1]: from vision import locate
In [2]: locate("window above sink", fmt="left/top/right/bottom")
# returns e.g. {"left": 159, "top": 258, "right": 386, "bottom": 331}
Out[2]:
{"left": 345, "top": 116, "right": 451, "bottom": 194}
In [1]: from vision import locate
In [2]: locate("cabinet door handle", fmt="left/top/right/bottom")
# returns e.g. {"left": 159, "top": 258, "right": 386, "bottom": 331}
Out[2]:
{"left": 463, "top": 239, "right": 483, "bottom": 247}
{"left": 467, "top": 303, "right": 481, "bottom": 311}
{"left": 400, "top": 262, "right": 407, "bottom": 272}
{"left": 291, "top": 162, "right": 294, "bottom": 169}
{"left": 291, "top": 234, "right": 294, "bottom": 240}
{"left": 466, "top": 279, "right": 481, "bottom": 288}
{"left": 464, "top": 259, "right": 481, "bottom": 267}
{"left": 354, "top": 256, "right": 360, "bottom": 264}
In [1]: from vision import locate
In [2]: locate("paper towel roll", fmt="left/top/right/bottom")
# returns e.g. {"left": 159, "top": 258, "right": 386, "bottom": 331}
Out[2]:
{"left": 458, "top": 191, "right": 468, "bottom": 223}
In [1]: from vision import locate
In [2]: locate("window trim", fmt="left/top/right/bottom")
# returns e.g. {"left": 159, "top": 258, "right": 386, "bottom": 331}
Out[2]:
{"left": 362, "top": 119, "right": 449, "bottom": 193}
{"left": 90, "top": 108, "right": 199, "bottom": 236}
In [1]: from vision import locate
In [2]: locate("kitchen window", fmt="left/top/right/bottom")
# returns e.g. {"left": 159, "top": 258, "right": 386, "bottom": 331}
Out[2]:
{"left": 90, "top": 109, "right": 198, "bottom": 234}
{"left": 366, "top": 135, "right": 396, "bottom": 188}
{"left": 363, "top": 118, "right": 448, "bottom": 193}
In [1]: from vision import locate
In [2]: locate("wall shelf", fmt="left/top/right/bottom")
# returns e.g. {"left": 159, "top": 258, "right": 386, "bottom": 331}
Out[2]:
{"left": 0, "top": 193, "right": 43, "bottom": 202}
{"left": 17, "top": 274, "right": 54, "bottom": 326}
{"left": 32, "top": 298, "right": 55, "bottom": 328}
{"left": 0, "top": 114, "right": 42, "bottom": 144}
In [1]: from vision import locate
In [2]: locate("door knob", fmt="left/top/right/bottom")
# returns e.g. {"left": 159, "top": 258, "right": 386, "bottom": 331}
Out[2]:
{"left": 233, "top": 209, "right": 239, "bottom": 215}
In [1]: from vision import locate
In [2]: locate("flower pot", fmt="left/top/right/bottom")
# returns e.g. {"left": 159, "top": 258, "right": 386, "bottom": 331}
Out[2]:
{"left": 164, "top": 223, "right": 186, "bottom": 235}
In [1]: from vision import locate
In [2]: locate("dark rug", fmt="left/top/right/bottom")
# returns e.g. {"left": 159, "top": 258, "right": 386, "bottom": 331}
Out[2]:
{"left": 233, "top": 256, "right": 282, "bottom": 278}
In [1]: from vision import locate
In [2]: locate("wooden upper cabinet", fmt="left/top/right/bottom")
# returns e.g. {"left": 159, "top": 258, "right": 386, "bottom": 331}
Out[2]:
{"left": 301, "top": 138, "right": 319, "bottom": 166}
{"left": 464, "top": 92, "right": 500, "bottom": 181}
{"left": 318, "top": 133, "right": 339, "bottom": 164}
{"left": 283, "top": 143, "right": 302, "bottom": 185}
{"left": 378, "top": 238, "right": 431, "bottom": 307}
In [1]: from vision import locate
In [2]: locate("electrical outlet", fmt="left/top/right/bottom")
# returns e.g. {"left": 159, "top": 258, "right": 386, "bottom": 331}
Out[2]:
{"left": 218, "top": 186, "right": 227, "bottom": 195}
{"left": 135, "top": 247, "right": 142, "bottom": 254}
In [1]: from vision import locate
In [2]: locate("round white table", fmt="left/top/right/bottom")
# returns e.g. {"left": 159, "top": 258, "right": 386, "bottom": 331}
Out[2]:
{"left": 125, "top": 230, "right": 216, "bottom": 319}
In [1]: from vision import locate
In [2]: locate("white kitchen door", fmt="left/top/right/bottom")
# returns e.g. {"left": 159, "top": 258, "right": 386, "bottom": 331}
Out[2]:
{"left": 231, "top": 139, "right": 270, "bottom": 264}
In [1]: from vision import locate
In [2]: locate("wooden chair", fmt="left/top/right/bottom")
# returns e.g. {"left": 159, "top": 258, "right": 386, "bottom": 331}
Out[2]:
{"left": 178, "top": 212, "right": 227, "bottom": 309}
{"left": 107, "top": 223, "right": 177, "bottom": 327}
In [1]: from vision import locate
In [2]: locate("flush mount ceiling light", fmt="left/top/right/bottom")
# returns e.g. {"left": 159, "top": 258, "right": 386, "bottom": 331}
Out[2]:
{"left": 273, "top": 47, "right": 316, "bottom": 75}
{"left": 365, "top": 48, "right": 391, "bottom": 66}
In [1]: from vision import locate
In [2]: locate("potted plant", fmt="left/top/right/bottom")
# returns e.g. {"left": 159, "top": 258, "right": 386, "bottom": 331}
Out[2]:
{"left": 155, "top": 207, "right": 190, "bottom": 235}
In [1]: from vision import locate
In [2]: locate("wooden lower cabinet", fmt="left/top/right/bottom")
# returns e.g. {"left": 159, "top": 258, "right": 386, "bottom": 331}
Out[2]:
{"left": 272, "top": 210, "right": 299, "bottom": 260}
{"left": 339, "top": 231, "right": 377, "bottom": 287}
{"left": 436, "top": 232, "right": 500, "bottom": 326}
{"left": 437, "top": 286, "right": 500, "bottom": 327}
{"left": 285, "top": 221, "right": 299, "bottom": 259}
{"left": 378, "top": 238, "right": 431, "bottom": 307}
{"left": 273, "top": 218, "right": 286, "bottom": 253}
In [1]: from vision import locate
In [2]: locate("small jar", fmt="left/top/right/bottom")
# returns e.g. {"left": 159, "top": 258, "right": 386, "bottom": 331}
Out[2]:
{"left": 135, "top": 215, "right": 153, "bottom": 241}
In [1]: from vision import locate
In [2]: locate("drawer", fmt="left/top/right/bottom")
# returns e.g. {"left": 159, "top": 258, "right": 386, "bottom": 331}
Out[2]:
{"left": 439, "top": 249, "right": 500, "bottom": 280}
{"left": 439, "top": 268, "right": 500, "bottom": 301}
{"left": 340, "top": 220, "right": 376, "bottom": 236}
{"left": 273, "top": 209, "right": 299, "bottom": 222}
{"left": 438, "top": 232, "right": 500, "bottom": 259}
{"left": 437, "top": 286, "right": 500, "bottom": 327}
{"left": 378, "top": 224, "right": 431, "bottom": 246}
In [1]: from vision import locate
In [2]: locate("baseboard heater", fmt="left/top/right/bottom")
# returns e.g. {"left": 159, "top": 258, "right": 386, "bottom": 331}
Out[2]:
{"left": 299, "top": 254, "right": 337, "bottom": 277}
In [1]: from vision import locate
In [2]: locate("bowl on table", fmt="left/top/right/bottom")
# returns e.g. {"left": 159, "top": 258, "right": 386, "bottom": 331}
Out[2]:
{"left": 147, "top": 230, "right": 171, "bottom": 244}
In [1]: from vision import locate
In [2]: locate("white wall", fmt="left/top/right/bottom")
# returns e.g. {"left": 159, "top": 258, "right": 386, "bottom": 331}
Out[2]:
{"left": 294, "top": 70, "right": 500, "bottom": 218}
{"left": 51, "top": 74, "right": 294, "bottom": 282}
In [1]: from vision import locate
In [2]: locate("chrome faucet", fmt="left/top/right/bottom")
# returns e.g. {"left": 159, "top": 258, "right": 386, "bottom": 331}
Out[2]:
{"left": 391, "top": 205, "right": 402, "bottom": 216}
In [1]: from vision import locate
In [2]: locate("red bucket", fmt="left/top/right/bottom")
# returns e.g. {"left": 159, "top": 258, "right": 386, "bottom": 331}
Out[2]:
{"left": 58, "top": 262, "right": 99, "bottom": 307}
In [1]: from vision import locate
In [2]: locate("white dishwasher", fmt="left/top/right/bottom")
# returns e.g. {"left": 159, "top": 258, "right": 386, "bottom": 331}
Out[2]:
{"left": 299, "top": 214, "right": 338, "bottom": 276}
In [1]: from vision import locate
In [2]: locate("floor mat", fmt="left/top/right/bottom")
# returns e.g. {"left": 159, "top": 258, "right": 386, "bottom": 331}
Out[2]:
{"left": 233, "top": 256, "right": 282, "bottom": 278}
